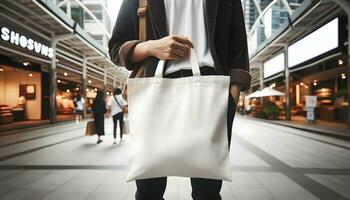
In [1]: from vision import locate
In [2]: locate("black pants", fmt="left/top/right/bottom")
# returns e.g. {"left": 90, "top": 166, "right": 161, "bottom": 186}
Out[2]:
{"left": 113, "top": 112, "right": 124, "bottom": 139}
{"left": 135, "top": 67, "right": 237, "bottom": 200}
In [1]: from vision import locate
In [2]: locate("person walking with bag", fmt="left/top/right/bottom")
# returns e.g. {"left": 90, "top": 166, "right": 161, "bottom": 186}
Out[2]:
{"left": 107, "top": 88, "right": 127, "bottom": 144}
{"left": 92, "top": 91, "right": 107, "bottom": 144}
{"left": 109, "top": 0, "right": 251, "bottom": 199}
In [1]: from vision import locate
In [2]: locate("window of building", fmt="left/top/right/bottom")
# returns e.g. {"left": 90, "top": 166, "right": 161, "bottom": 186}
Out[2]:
{"left": 72, "top": 7, "right": 84, "bottom": 28}
{"left": 92, "top": 35, "right": 103, "bottom": 45}
{"left": 84, "top": 10, "right": 103, "bottom": 22}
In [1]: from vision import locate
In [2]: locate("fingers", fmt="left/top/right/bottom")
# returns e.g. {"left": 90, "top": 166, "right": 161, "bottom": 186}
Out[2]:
{"left": 170, "top": 41, "right": 188, "bottom": 52}
{"left": 157, "top": 35, "right": 194, "bottom": 60}
{"left": 172, "top": 35, "right": 194, "bottom": 48}
{"left": 170, "top": 49, "right": 187, "bottom": 58}
{"left": 167, "top": 38, "right": 191, "bottom": 60}
{"left": 167, "top": 54, "right": 182, "bottom": 60}
{"left": 170, "top": 43, "right": 188, "bottom": 56}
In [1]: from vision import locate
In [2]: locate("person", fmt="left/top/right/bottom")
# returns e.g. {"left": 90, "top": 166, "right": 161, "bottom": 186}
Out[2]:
{"left": 246, "top": 102, "right": 252, "bottom": 115}
{"left": 92, "top": 91, "right": 106, "bottom": 144}
{"left": 108, "top": 0, "right": 251, "bottom": 199}
{"left": 74, "top": 94, "right": 85, "bottom": 124}
{"left": 107, "top": 88, "right": 127, "bottom": 144}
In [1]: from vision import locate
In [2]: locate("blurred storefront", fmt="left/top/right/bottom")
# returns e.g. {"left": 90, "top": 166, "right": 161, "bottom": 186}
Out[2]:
{"left": 0, "top": 0, "right": 126, "bottom": 130}
{"left": 0, "top": 56, "right": 49, "bottom": 125}
{"left": 247, "top": 0, "right": 349, "bottom": 128}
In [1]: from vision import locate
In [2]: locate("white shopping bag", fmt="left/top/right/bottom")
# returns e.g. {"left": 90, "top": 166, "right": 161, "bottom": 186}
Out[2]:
{"left": 123, "top": 114, "right": 130, "bottom": 135}
{"left": 126, "top": 49, "right": 232, "bottom": 182}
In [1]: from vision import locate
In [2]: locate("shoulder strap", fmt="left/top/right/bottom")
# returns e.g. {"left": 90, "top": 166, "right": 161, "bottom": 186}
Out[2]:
{"left": 137, "top": 0, "right": 148, "bottom": 41}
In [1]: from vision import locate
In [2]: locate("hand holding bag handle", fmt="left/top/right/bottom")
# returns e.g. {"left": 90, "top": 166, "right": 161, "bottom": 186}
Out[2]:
{"left": 155, "top": 49, "right": 201, "bottom": 78}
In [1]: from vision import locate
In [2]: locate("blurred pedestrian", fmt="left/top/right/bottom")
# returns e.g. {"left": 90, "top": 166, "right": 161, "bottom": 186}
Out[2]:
{"left": 107, "top": 88, "right": 127, "bottom": 144}
{"left": 74, "top": 94, "right": 85, "bottom": 124}
{"left": 92, "top": 90, "right": 106, "bottom": 144}
{"left": 109, "top": 0, "right": 250, "bottom": 199}
{"left": 246, "top": 102, "right": 252, "bottom": 115}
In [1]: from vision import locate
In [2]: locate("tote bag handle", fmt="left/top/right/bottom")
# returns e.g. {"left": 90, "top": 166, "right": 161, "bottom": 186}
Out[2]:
{"left": 155, "top": 48, "right": 201, "bottom": 78}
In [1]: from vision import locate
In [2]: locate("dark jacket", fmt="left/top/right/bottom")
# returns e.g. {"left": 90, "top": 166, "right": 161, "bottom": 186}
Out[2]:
{"left": 108, "top": 0, "right": 251, "bottom": 91}
{"left": 92, "top": 98, "right": 106, "bottom": 136}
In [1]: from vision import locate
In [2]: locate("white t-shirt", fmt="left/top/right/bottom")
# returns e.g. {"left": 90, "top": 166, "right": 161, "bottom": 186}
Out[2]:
{"left": 75, "top": 98, "right": 85, "bottom": 111}
{"left": 108, "top": 95, "right": 127, "bottom": 116}
{"left": 163, "top": 0, "right": 215, "bottom": 75}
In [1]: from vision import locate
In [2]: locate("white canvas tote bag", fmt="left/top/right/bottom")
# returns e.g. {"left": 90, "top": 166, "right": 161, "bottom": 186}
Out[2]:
{"left": 126, "top": 49, "right": 232, "bottom": 182}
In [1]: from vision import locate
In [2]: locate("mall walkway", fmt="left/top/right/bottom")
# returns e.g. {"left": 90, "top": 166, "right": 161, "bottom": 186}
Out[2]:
{"left": 0, "top": 116, "right": 349, "bottom": 200}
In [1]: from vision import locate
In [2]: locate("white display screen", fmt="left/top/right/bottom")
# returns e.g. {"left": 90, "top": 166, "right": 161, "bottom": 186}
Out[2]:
{"left": 288, "top": 18, "right": 339, "bottom": 68}
{"left": 263, "top": 52, "right": 285, "bottom": 78}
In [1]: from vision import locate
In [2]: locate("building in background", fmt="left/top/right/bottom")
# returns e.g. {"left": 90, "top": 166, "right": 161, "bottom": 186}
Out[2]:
{"left": 56, "top": 0, "right": 111, "bottom": 49}
{"left": 244, "top": 0, "right": 304, "bottom": 49}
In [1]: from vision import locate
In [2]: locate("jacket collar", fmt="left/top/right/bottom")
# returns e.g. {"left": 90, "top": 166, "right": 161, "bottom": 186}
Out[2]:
{"left": 148, "top": 0, "right": 219, "bottom": 39}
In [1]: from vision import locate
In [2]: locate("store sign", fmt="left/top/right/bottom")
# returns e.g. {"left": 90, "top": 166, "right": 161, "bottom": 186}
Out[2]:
{"left": 263, "top": 52, "right": 285, "bottom": 78}
{"left": 305, "top": 95, "right": 317, "bottom": 108}
{"left": 305, "top": 96, "right": 317, "bottom": 122}
{"left": 288, "top": 18, "right": 339, "bottom": 68}
{"left": 1, "top": 26, "right": 53, "bottom": 59}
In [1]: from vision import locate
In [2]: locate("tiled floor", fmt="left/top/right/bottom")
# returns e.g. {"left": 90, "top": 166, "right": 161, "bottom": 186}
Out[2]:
{"left": 0, "top": 115, "right": 349, "bottom": 200}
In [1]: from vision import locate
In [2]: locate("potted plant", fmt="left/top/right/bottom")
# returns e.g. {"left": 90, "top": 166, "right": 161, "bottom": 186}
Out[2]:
{"left": 262, "top": 102, "right": 281, "bottom": 120}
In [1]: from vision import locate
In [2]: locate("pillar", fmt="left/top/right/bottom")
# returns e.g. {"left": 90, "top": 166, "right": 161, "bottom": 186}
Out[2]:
{"left": 66, "top": 0, "right": 72, "bottom": 18}
{"left": 348, "top": 24, "right": 350, "bottom": 129}
{"left": 82, "top": 54, "right": 87, "bottom": 119}
{"left": 259, "top": 62, "right": 264, "bottom": 105}
{"left": 347, "top": 11, "right": 350, "bottom": 129}
{"left": 50, "top": 35, "right": 57, "bottom": 124}
{"left": 284, "top": 45, "right": 291, "bottom": 121}
{"left": 103, "top": 68, "right": 108, "bottom": 94}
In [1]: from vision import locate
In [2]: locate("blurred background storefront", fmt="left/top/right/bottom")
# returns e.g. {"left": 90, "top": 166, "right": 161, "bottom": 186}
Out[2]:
{"left": 243, "top": 0, "right": 349, "bottom": 129}
{"left": 0, "top": 0, "right": 128, "bottom": 130}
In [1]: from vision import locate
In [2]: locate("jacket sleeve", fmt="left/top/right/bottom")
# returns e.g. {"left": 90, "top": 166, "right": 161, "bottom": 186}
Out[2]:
{"left": 228, "top": 0, "right": 251, "bottom": 91}
{"left": 108, "top": 0, "right": 142, "bottom": 71}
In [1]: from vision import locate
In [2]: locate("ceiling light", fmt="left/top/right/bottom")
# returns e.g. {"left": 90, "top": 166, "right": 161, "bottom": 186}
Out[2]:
{"left": 28, "top": 73, "right": 33, "bottom": 77}
{"left": 66, "top": 89, "right": 71, "bottom": 93}
{"left": 88, "top": 80, "right": 92, "bottom": 84}
{"left": 106, "top": 91, "right": 110, "bottom": 95}
{"left": 57, "top": 79, "right": 61, "bottom": 83}
{"left": 76, "top": 87, "right": 80, "bottom": 91}
{"left": 23, "top": 61, "right": 30, "bottom": 66}
{"left": 94, "top": 88, "right": 98, "bottom": 92}
{"left": 64, "top": 72, "right": 68, "bottom": 77}
{"left": 341, "top": 73, "right": 346, "bottom": 79}
{"left": 86, "top": 89, "right": 89, "bottom": 92}
{"left": 313, "top": 82, "right": 317, "bottom": 86}
{"left": 338, "top": 59, "right": 343, "bottom": 65}
{"left": 0, "top": 67, "right": 4, "bottom": 72}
